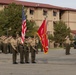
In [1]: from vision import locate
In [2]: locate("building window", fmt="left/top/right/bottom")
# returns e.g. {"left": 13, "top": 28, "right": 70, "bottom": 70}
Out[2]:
{"left": 43, "top": 10, "right": 47, "bottom": 16}
{"left": 53, "top": 11, "right": 57, "bottom": 16}
{"left": 30, "top": 9, "right": 34, "bottom": 15}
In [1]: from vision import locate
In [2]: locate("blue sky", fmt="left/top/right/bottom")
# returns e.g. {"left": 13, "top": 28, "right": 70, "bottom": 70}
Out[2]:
{"left": 19, "top": 0, "right": 76, "bottom": 9}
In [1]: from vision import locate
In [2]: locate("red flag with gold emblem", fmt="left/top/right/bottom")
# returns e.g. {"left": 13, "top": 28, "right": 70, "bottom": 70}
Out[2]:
{"left": 37, "top": 20, "right": 48, "bottom": 53}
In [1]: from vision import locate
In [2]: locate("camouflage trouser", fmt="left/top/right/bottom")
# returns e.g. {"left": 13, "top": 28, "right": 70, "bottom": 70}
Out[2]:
{"left": 30, "top": 46, "right": 36, "bottom": 62}
{"left": 19, "top": 45, "right": 24, "bottom": 63}
{"left": 12, "top": 48, "right": 17, "bottom": 63}
{"left": 25, "top": 46, "right": 29, "bottom": 63}
{"left": 65, "top": 44, "right": 70, "bottom": 55}
{"left": 20, "top": 45, "right": 29, "bottom": 63}
{"left": 3, "top": 43, "right": 8, "bottom": 54}
{"left": 8, "top": 43, "right": 12, "bottom": 53}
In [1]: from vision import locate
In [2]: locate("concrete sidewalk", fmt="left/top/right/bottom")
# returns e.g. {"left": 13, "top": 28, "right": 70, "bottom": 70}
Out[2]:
{"left": 0, "top": 48, "right": 76, "bottom": 75}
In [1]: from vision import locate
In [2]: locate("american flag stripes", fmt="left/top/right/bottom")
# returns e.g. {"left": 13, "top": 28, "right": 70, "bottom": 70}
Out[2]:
{"left": 21, "top": 7, "right": 27, "bottom": 44}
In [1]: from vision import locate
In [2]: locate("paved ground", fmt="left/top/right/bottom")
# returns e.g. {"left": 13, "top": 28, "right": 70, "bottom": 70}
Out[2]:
{"left": 0, "top": 48, "right": 76, "bottom": 75}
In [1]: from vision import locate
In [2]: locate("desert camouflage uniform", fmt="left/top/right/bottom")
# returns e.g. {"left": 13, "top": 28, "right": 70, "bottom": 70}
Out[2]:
{"left": 24, "top": 38, "right": 30, "bottom": 63}
{"left": 29, "top": 37, "right": 37, "bottom": 63}
{"left": 65, "top": 37, "right": 71, "bottom": 55}
{"left": 10, "top": 36, "right": 18, "bottom": 64}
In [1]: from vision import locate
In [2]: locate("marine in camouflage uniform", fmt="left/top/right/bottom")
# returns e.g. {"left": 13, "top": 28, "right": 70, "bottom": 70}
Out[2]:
{"left": 8, "top": 36, "right": 13, "bottom": 53}
{"left": 16, "top": 36, "right": 25, "bottom": 64}
{"left": 3, "top": 36, "right": 10, "bottom": 54}
{"left": 19, "top": 37, "right": 30, "bottom": 64}
{"left": 29, "top": 37, "right": 37, "bottom": 63}
{"left": 19, "top": 43, "right": 24, "bottom": 64}
{"left": 1, "top": 36, "right": 13, "bottom": 54}
{"left": 10, "top": 35, "right": 18, "bottom": 64}
{"left": 24, "top": 37, "right": 30, "bottom": 63}
{"left": 64, "top": 37, "right": 71, "bottom": 55}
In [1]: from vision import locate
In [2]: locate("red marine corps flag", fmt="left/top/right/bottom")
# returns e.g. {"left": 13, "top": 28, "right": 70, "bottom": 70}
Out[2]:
{"left": 21, "top": 7, "right": 27, "bottom": 44}
{"left": 37, "top": 20, "right": 48, "bottom": 54}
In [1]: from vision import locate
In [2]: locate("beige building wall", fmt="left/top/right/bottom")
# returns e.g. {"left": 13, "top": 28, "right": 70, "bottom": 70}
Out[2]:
{"left": 47, "top": 9, "right": 53, "bottom": 34}
{"left": 26, "top": 7, "right": 60, "bottom": 35}
{"left": 61, "top": 11, "right": 69, "bottom": 21}
{"left": 34, "top": 8, "right": 44, "bottom": 27}
{"left": 61, "top": 11, "right": 69, "bottom": 27}
{"left": 69, "top": 11, "right": 76, "bottom": 30}
{"left": 61, "top": 11, "right": 76, "bottom": 30}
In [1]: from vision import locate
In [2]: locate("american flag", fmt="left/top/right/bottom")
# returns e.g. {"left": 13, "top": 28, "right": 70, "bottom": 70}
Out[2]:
{"left": 21, "top": 7, "right": 27, "bottom": 44}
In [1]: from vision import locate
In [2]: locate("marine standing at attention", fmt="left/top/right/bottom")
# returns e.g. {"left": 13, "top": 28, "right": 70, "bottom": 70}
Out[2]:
{"left": 10, "top": 35, "right": 18, "bottom": 64}
{"left": 29, "top": 37, "right": 37, "bottom": 63}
